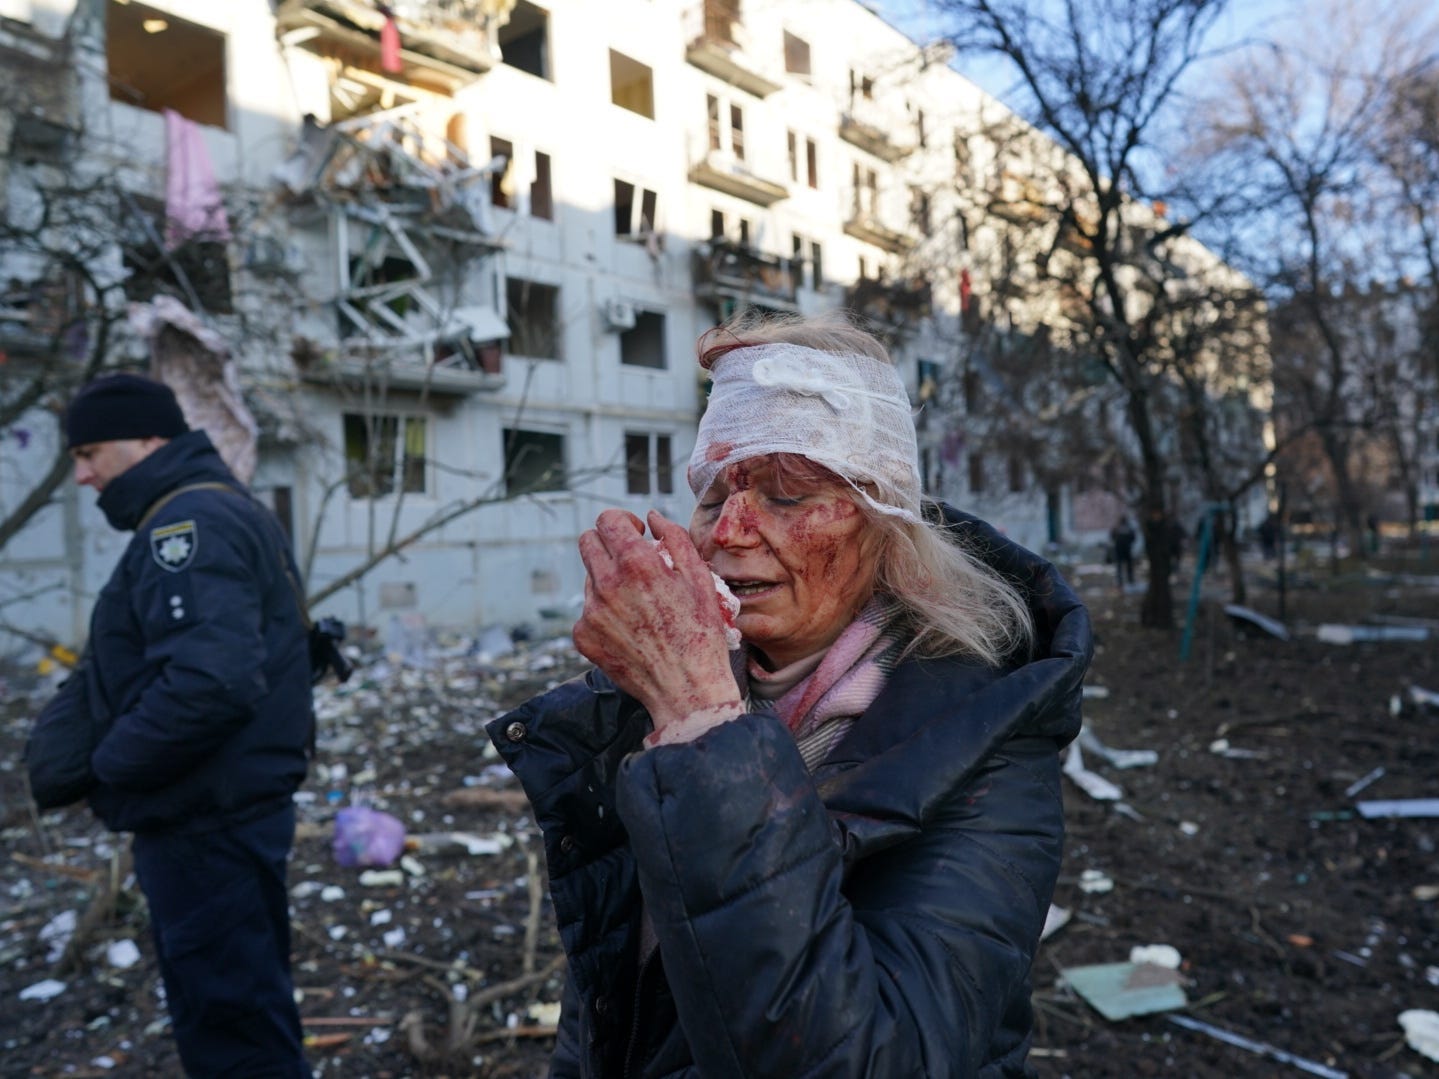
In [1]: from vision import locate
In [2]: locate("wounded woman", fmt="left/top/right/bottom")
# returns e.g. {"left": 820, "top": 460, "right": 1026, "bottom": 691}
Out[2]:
{"left": 488, "top": 310, "right": 1093, "bottom": 1078}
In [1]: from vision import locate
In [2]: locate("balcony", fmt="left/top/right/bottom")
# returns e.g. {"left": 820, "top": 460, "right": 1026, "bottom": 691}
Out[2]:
{"left": 692, "top": 240, "right": 798, "bottom": 311}
{"left": 0, "top": 18, "right": 77, "bottom": 158}
{"left": 989, "top": 171, "right": 1050, "bottom": 225}
{"left": 843, "top": 211, "right": 914, "bottom": 255}
{"left": 274, "top": 0, "right": 499, "bottom": 92}
{"left": 683, "top": 2, "right": 781, "bottom": 97}
{"left": 838, "top": 100, "right": 916, "bottom": 163}
{"left": 688, "top": 149, "right": 789, "bottom": 207}
{"left": 845, "top": 275, "right": 932, "bottom": 330}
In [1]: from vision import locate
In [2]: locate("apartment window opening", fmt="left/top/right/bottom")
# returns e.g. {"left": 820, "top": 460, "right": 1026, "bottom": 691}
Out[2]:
{"left": 625, "top": 432, "right": 674, "bottom": 495}
{"left": 610, "top": 50, "right": 655, "bottom": 118}
{"left": 107, "top": 1, "right": 227, "bottom": 129}
{"left": 499, "top": 1, "right": 551, "bottom": 80}
{"left": 503, "top": 428, "right": 567, "bottom": 495}
{"left": 968, "top": 452, "right": 986, "bottom": 494}
{"left": 620, "top": 310, "right": 667, "bottom": 369}
{"left": 531, "top": 151, "right": 553, "bottom": 219}
{"left": 490, "top": 136, "right": 515, "bottom": 208}
{"left": 343, "top": 413, "right": 427, "bottom": 499}
{"left": 784, "top": 31, "right": 811, "bottom": 77}
{"left": 505, "top": 277, "right": 561, "bottom": 359}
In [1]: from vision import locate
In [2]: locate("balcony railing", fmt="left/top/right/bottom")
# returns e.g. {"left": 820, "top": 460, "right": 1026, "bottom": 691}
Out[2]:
{"left": 838, "top": 99, "right": 916, "bottom": 163}
{"left": 843, "top": 210, "right": 915, "bottom": 255}
{"left": 844, "top": 275, "right": 932, "bottom": 329}
{"left": 692, "top": 239, "right": 798, "bottom": 310}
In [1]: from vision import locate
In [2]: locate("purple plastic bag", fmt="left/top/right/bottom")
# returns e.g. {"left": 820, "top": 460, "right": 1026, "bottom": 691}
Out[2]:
{"left": 333, "top": 805, "right": 407, "bottom": 868}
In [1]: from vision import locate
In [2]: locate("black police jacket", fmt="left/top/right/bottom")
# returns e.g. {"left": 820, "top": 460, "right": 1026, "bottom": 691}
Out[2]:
{"left": 488, "top": 507, "right": 1092, "bottom": 1078}
{"left": 34, "top": 431, "right": 313, "bottom": 834}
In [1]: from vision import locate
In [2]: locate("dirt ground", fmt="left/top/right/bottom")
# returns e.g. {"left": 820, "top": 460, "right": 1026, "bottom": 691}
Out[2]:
{"left": 1, "top": 552, "right": 1437, "bottom": 1078}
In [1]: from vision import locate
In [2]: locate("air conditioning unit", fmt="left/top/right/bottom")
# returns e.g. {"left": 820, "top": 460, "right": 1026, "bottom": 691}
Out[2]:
{"left": 604, "top": 299, "right": 637, "bottom": 331}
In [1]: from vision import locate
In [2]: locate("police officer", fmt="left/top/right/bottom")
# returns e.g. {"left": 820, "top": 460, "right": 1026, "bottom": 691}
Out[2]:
{"left": 30, "top": 373, "right": 313, "bottom": 1077}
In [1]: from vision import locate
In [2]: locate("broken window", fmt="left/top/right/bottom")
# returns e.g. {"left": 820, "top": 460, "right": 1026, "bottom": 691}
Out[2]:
{"left": 614, "top": 180, "right": 659, "bottom": 236}
{"left": 710, "top": 209, "right": 725, "bottom": 239}
{"left": 531, "top": 151, "right": 553, "bottom": 219}
{"left": 121, "top": 197, "right": 233, "bottom": 314}
{"left": 854, "top": 164, "right": 878, "bottom": 217}
{"left": 810, "top": 240, "right": 823, "bottom": 287}
{"left": 610, "top": 50, "right": 654, "bottom": 119}
{"left": 506, "top": 277, "right": 561, "bottom": 359}
{"left": 910, "top": 186, "right": 931, "bottom": 233}
{"left": 107, "top": 0, "right": 227, "bottom": 129}
{"left": 784, "top": 31, "right": 811, "bottom": 78}
{"left": 619, "top": 310, "right": 666, "bottom": 369}
{"left": 490, "top": 136, "right": 515, "bottom": 209}
{"left": 806, "top": 137, "right": 818, "bottom": 188}
{"left": 849, "top": 70, "right": 874, "bottom": 104}
{"left": 787, "top": 130, "right": 798, "bottom": 182}
{"left": 500, "top": 1, "right": 551, "bottom": 80}
{"left": 343, "top": 413, "right": 427, "bottom": 499}
{"left": 625, "top": 432, "right": 674, "bottom": 495}
{"left": 730, "top": 103, "right": 745, "bottom": 161}
{"left": 503, "top": 428, "right": 566, "bottom": 495}
{"left": 708, "top": 95, "right": 722, "bottom": 152}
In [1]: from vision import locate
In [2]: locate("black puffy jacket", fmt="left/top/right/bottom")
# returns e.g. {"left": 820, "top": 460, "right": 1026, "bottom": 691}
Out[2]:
{"left": 488, "top": 508, "right": 1092, "bottom": 1078}
{"left": 29, "top": 431, "right": 313, "bottom": 834}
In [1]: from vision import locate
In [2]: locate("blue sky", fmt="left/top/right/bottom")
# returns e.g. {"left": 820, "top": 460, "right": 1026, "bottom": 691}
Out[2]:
{"left": 870, "top": 0, "right": 1295, "bottom": 112}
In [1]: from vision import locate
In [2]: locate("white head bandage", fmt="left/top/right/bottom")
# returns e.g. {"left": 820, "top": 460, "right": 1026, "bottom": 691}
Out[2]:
{"left": 688, "top": 343, "right": 923, "bottom": 523}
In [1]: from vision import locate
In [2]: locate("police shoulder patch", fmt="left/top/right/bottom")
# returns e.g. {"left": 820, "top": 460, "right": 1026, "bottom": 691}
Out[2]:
{"left": 150, "top": 520, "right": 198, "bottom": 572}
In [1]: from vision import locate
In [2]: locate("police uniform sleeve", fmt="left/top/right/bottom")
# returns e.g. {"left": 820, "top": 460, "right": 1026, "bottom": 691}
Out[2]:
{"left": 91, "top": 504, "right": 272, "bottom": 792}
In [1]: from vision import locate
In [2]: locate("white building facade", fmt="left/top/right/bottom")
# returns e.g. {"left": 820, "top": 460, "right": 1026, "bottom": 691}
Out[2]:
{"left": 2, "top": 0, "right": 1237, "bottom": 649}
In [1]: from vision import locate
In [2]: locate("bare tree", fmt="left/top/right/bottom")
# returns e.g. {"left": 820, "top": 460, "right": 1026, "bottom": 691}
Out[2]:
{"left": 927, "top": 0, "right": 1263, "bottom": 627}
{"left": 1196, "top": 0, "right": 1439, "bottom": 558}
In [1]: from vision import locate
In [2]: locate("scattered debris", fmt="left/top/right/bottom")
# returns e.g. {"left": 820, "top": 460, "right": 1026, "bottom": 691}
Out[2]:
{"left": 1315, "top": 624, "right": 1430, "bottom": 645}
{"left": 1041, "top": 904, "right": 1072, "bottom": 941}
{"left": 1063, "top": 742, "right": 1123, "bottom": 801}
{"left": 333, "top": 806, "right": 407, "bottom": 868}
{"left": 1355, "top": 799, "right": 1439, "bottom": 820}
{"left": 1128, "top": 944, "right": 1181, "bottom": 969}
{"left": 1077, "top": 726, "right": 1159, "bottom": 769}
{"left": 1410, "top": 685, "right": 1439, "bottom": 709}
{"left": 1399, "top": 1009, "right": 1439, "bottom": 1063}
{"left": 1081, "top": 684, "right": 1111, "bottom": 699}
{"left": 1342, "top": 766, "right": 1385, "bottom": 799}
{"left": 1078, "top": 869, "right": 1115, "bottom": 895}
{"left": 19, "top": 979, "right": 66, "bottom": 1002}
{"left": 1165, "top": 1014, "right": 1348, "bottom": 1078}
{"left": 1208, "top": 737, "right": 1267, "bottom": 760}
{"left": 1060, "top": 959, "right": 1187, "bottom": 1020}
{"left": 1223, "top": 604, "right": 1290, "bottom": 640}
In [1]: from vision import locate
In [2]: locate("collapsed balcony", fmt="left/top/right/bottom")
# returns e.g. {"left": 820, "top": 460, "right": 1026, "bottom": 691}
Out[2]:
{"left": 692, "top": 239, "right": 798, "bottom": 312}
{"left": 275, "top": 0, "right": 503, "bottom": 92}
{"left": 844, "top": 274, "right": 932, "bottom": 331}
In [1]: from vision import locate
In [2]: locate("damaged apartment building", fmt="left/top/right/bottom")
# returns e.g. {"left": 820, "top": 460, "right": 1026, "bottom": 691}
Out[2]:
{"left": 0, "top": 0, "right": 1264, "bottom": 647}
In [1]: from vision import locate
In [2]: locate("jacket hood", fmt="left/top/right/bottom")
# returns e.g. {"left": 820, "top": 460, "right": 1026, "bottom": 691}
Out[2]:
{"left": 96, "top": 430, "right": 236, "bottom": 532}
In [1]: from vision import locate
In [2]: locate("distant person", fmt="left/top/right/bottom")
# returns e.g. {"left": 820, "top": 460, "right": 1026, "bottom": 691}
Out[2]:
{"left": 26, "top": 373, "right": 313, "bottom": 1077}
{"left": 490, "top": 310, "right": 1092, "bottom": 1076}
{"left": 1258, "top": 513, "right": 1280, "bottom": 560}
{"left": 1110, "top": 514, "right": 1137, "bottom": 587}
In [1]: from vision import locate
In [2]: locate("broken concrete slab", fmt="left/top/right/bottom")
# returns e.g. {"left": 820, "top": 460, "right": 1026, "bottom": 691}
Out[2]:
{"left": 1060, "top": 960, "right": 1187, "bottom": 1021}
{"left": 1223, "top": 604, "right": 1290, "bottom": 640}
{"left": 1355, "top": 799, "right": 1439, "bottom": 819}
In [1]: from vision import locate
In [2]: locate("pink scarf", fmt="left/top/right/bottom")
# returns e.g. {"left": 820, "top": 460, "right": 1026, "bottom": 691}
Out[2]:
{"left": 744, "top": 595, "right": 906, "bottom": 748}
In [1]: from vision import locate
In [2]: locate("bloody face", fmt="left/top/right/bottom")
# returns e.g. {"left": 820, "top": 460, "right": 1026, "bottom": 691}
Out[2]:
{"left": 689, "top": 454, "right": 880, "bottom": 669}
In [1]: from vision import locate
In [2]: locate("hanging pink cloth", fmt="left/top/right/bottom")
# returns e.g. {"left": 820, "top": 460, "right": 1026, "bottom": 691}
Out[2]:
{"left": 163, "top": 109, "right": 231, "bottom": 250}
{"left": 380, "top": 14, "right": 402, "bottom": 73}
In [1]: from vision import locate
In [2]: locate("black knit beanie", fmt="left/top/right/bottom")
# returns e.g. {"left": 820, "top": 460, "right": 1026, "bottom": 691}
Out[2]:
{"left": 65, "top": 373, "right": 189, "bottom": 449}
